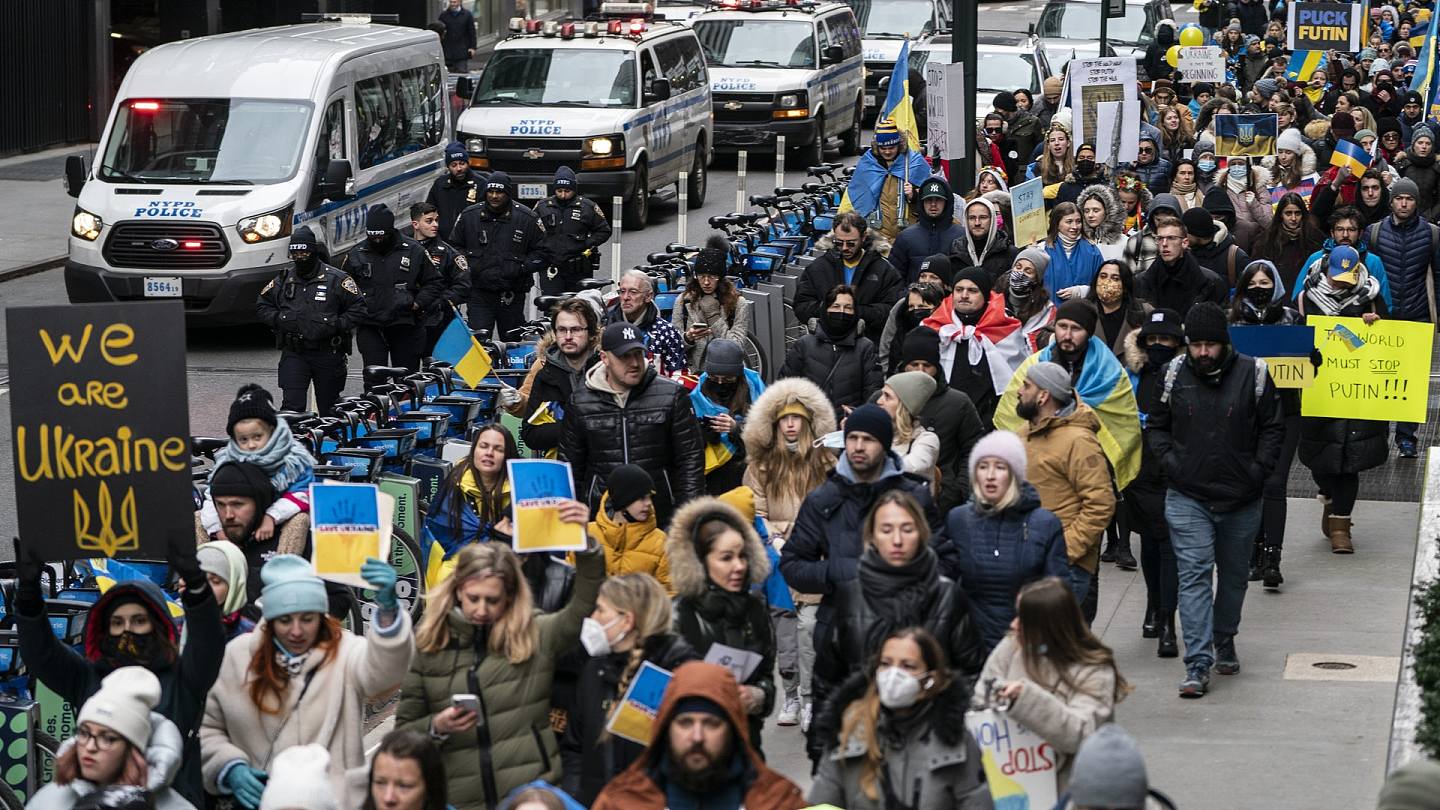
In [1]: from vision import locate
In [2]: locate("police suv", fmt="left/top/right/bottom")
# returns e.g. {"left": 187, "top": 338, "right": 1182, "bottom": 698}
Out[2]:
{"left": 455, "top": 4, "right": 712, "bottom": 230}
{"left": 691, "top": 0, "right": 865, "bottom": 165}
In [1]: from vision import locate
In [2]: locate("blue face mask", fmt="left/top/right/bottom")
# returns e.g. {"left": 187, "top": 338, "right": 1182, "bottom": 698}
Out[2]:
{"left": 1229, "top": 163, "right": 1250, "bottom": 178}
{"left": 1198, "top": 159, "right": 1217, "bottom": 172}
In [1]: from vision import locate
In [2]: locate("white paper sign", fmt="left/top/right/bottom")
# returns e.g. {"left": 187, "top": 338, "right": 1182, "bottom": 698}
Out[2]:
{"left": 704, "top": 643, "right": 763, "bottom": 683}
{"left": 967, "top": 708, "right": 1060, "bottom": 808}
{"left": 1177, "top": 45, "right": 1225, "bottom": 84}
{"left": 1067, "top": 57, "right": 1139, "bottom": 153}
{"left": 925, "top": 61, "right": 966, "bottom": 160}
{"left": 1094, "top": 100, "right": 1141, "bottom": 165}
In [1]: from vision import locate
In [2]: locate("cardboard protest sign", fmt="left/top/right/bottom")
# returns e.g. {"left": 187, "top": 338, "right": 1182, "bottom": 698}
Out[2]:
{"left": 508, "top": 459, "right": 586, "bottom": 553}
{"left": 8, "top": 303, "right": 192, "bottom": 560}
{"left": 967, "top": 708, "right": 1059, "bottom": 809}
{"left": 1302, "top": 316, "right": 1433, "bottom": 422}
{"left": 1177, "top": 45, "right": 1226, "bottom": 84}
{"left": 1067, "top": 57, "right": 1138, "bottom": 153}
{"left": 311, "top": 483, "right": 390, "bottom": 588}
{"left": 1010, "top": 178, "right": 1048, "bottom": 248}
{"left": 924, "top": 62, "right": 965, "bottom": 160}
{"left": 1288, "top": 2, "right": 1363, "bottom": 52}
{"left": 606, "top": 661, "right": 673, "bottom": 745}
{"left": 1230, "top": 324, "right": 1318, "bottom": 389}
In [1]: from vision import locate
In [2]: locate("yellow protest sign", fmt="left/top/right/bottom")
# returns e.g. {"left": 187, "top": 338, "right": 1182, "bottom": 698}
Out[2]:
{"left": 1263, "top": 356, "right": 1315, "bottom": 388}
{"left": 1301, "top": 316, "right": 1433, "bottom": 422}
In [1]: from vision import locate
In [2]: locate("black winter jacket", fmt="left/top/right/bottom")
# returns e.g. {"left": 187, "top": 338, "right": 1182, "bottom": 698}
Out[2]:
{"left": 1135, "top": 252, "right": 1227, "bottom": 318}
{"left": 1189, "top": 229, "right": 1250, "bottom": 290}
{"left": 782, "top": 321, "right": 883, "bottom": 420}
{"left": 1397, "top": 154, "right": 1440, "bottom": 221}
{"left": 342, "top": 233, "right": 444, "bottom": 327}
{"left": 1146, "top": 350, "right": 1286, "bottom": 511}
{"left": 426, "top": 168, "right": 488, "bottom": 241}
{"left": 256, "top": 261, "right": 365, "bottom": 351}
{"left": 793, "top": 240, "right": 903, "bottom": 345}
{"left": 451, "top": 200, "right": 550, "bottom": 294}
{"left": 890, "top": 177, "right": 965, "bottom": 281}
{"left": 1298, "top": 299, "right": 1391, "bottom": 476}
{"left": 918, "top": 367, "right": 986, "bottom": 513}
{"left": 417, "top": 234, "right": 471, "bottom": 327}
{"left": 534, "top": 193, "right": 613, "bottom": 277}
{"left": 521, "top": 342, "right": 598, "bottom": 454}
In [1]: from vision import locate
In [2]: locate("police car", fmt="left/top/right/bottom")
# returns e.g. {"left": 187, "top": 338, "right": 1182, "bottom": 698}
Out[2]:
{"left": 455, "top": 4, "right": 712, "bottom": 230}
{"left": 691, "top": 0, "right": 865, "bottom": 165}
{"left": 849, "top": 0, "right": 949, "bottom": 121}
{"left": 911, "top": 31, "right": 1054, "bottom": 123}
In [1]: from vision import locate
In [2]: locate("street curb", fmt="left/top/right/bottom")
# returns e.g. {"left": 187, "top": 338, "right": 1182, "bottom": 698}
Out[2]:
{"left": 0, "top": 255, "right": 64, "bottom": 283}
{"left": 1388, "top": 449, "right": 1440, "bottom": 772}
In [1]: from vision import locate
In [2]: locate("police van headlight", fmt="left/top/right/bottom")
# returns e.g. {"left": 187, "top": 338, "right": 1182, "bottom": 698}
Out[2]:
{"left": 237, "top": 205, "right": 294, "bottom": 244}
{"left": 464, "top": 135, "right": 485, "bottom": 154}
{"left": 71, "top": 208, "right": 103, "bottom": 241}
{"left": 584, "top": 135, "right": 621, "bottom": 156}
{"left": 774, "top": 91, "right": 809, "bottom": 119}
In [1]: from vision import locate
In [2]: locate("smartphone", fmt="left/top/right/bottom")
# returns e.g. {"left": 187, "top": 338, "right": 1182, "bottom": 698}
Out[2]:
{"left": 694, "top": 321, "right": 710, "bottom": 330}
{"left": 452, "top": 693, "right": 480, "bottom": 714}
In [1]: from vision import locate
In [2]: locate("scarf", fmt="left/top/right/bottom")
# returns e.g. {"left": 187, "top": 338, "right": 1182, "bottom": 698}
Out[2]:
{"left": 859, "top": 545, "right": 939, "bottom": 628}
{"left": 212, "top": 416, "right": 317, "bottom": 494}
{"left": 1171, "top": 176, "right": 1196, "bottom": 195}
{"left": 694, "top": 581, "right": 751, "bottom": 625}
{"left": 1302, "top": 259, "right": 1381, "bottom": 316}
{"left": 923, "top": 293, "right": 1026, "bottom": 396}
{"left": 1226, "top": 170, "right": 1250, "bottom": 194}
{"left": 459, "top": 467, "right": 509, "bottom": 526}
{"left": 1057, "top": 232, "right": 1081, "bottom": 255}
{"left": 273, "top": 637, "right": 311, "bottom": 678}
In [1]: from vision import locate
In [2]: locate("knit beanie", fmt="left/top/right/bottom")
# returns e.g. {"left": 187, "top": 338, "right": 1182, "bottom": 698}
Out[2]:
{"left": 1377, "top": 760, "right": 1440, "bottom": 810}
{"left": 365, "top": 204, "right": 395, "bottom": 237}
{"left": 1356, "top": 127, "right": 1378, "bottom": 142}
{"left": 259, "top": 744, "right": 336, "bottom": 810}
{"left": 954, "top": 266, "right": 993, "bottom": 301}
{"left": 197, "top": 540, "right": 250, "bottom": 615}
{"left": 899, "top": 326, "right": 943, "bottom": 371}
{"left": 1184, "top": 301, "right": 1230, "bottom": 344}
{"left": 227, "top": 383, "right": 277, "bottom": 436}
{"left": 918, "top": 254, "right": 957, "bottom": 288}
{"left": 968, "top": 429, "right": 1027, "bottom": 484}
{"left": 874, "top": 118, "right": 902, "bottom": 146}
{"left": 444, "top": 141, "right": 467, "bottom": 164}
{"left": 1331, "top": 112, "right": 1358, "bottom": 139}
{"left": 605, "top": 464, "right": 654, "bottom": 512}
{"left": 844, "top": 403, "right": 894, "bottom": 448}
{"left": 1276, "top": 128, "right": 1306, "bottom": 155}
{"left": 1014, "top": 247, "right": 1050, "bottom": 279}
{"left": 694, "top": 234, "right": 730, "bottom": 276}
{"left": 1054, "top": 299, "right": 1098, "bottom": 336}
{"left": 1391, "top": 177, "right": 1421, "bottom": 200}
{"left": 208, "top": 462, "right": 276, "bottom": 506}
{"left": 1026, "top": 361, "right": 1075, "bottom": 405}
{"left": 77, "top": 667, "right": 160, "bottom": 750}
{"left": 885, "top": 371, "right": 937, "bottom": 417}
{"left": 1069, "top": 725, "right": 1149, "bottom": 809}
{"left": 553, "top": 165, "right": 578, "bottom": 189}
{"left": 704, "top": 339, "right": 746, "bottom": 377}
{"left": 1043, "top": 76, "right": 1064, "bottom": 96}
{"left": 259, "top": 554, "right": 329, "bottom": 621}
{"left": 1253, "top": 77, "right": 1280, "bottom": 100}
{"left": 992, "top": 91, "right": 1018, "bottom": 113}
{"left": 1182, "top": 206, "right": 1218, "bottom": 239}
{"left": 1414, "top": 125, "right": 1435, "bottom": 147}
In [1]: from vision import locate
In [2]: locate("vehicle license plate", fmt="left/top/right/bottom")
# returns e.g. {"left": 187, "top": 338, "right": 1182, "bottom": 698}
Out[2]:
{"left": 864, "top": 93, "right": 876, "bottom": 107}
{"left": 518, "top": 183, "right": 546, "bottom": 200}
{"left": 143, "top": 277, "right": 182, "bottom": 297}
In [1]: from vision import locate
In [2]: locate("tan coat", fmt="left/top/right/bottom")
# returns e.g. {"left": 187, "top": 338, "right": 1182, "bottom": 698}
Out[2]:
{"left": 1021, "top": 404, "right": 1116, "bottom": 574}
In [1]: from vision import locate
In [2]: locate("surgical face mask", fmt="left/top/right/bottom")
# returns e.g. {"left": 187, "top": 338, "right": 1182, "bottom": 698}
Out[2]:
{"left": 580, "top": 616, "right": 622, "bottom": 657}
{"left": 1229, "top": 163, "right": 1250, "bottom": 178}
{"left": 876, "top": 666, "right": 930, "bottom": 709}
{"left": 814, "top": 430, "right": 845, "bottom": 450}
{"left": 1198, "top": 158, "right": 1217, "bottom": 173}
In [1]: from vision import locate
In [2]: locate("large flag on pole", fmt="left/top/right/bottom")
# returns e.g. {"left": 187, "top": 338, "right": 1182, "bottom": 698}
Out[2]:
{"left": 1414, "top": 4, "right": 1440, "bottom": 121}
{"left": 878, "top": 40, "right": 922, "bottom": 151}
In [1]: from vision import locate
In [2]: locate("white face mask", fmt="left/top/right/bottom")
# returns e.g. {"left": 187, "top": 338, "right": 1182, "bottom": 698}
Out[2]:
{"left": 876, "top": 666, "right": 931, "bottom": 709}
{"left": 814, "top": 430, "right": 845, "bottom": 450}
{"left": 580, "top": 616, "right": 623, "bottom": 657}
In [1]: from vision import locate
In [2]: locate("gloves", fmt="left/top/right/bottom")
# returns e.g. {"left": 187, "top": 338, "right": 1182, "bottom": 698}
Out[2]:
{"left": 362, "top": 557, "right": 399, "bottom": 611}
{"left": 498, "top": 385, "right": 522, "bottom": 409}
{"left": 168, "top": 533, "right": 206, "bottom": 593}
{"left": 1043, "top": 182, "right": 1060, "bottom": 200}
{"left": 224, "top": 763, "right": 267, "bottom": 810}
{"left": 12, "top": 538, "right": 43, "bottom": 610}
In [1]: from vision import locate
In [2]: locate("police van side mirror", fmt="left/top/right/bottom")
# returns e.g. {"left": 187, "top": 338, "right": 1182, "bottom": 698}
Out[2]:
{"left": 455, "top": 76, "right": 475, "bottom": 101}
{"left": 645, "top": 78, "right": 672, "bottom": 102}
{"left": 64, "top": 155, "right": 87, "bottom": 199}
{"left": 318, "top": 159, "right": 355, "bottom": 200}
{"left": 821, "top": 45, "right": 844, "bottom": 65}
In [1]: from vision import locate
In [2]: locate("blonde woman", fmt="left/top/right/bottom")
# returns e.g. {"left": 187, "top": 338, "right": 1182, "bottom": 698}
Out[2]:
{"left": 876, "top": 371, "right": 940, "bottom": 482}
{"left": 395, "top": 511, "right": 605, "bottom": 810}
{"left": 1028, "top": 122, "right": 1074, "bottom": 187}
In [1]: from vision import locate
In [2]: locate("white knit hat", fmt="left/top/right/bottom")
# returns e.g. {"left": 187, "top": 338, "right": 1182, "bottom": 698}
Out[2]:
{"left": 259, "top": 744, "right": 336, "bottom": 810}
{"left": 1276, "top": 128, "right": 1305, "bottom": 156}
{"left": 968, "top": 430, "right": 1028, "bottom": 483}
{"left": 76, "top": 667, "right": 160, "bottom": 750}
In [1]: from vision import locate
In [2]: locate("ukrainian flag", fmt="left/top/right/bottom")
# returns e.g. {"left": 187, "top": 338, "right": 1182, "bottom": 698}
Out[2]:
{"left": 878, "top": 40, "right": 922, "bottom": 151}
{"left": 1414, "top": 7, "right": 1440, "bottom": 120}
{"left": 525, "top": 401, "right": 563, "bottom": 459}
{"left": 1214, "top": 113, "right": 1278, "bottom": 158}
{"left": 431, "top": 313, "right": 493, "bottom": 388}
{"left": 993, "top": 337, "right": 1143, "bottom": 488}
{"left": 1285, "top": 50, "right": 1327, "bottom": 84}
{"left": 1330, "top": 138, "right": 1373, "bottom": 174}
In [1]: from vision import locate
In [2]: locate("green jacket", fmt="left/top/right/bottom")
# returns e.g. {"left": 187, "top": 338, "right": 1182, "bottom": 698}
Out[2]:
{"left": 395, "top": 545, "right": 605, "bottom": 810}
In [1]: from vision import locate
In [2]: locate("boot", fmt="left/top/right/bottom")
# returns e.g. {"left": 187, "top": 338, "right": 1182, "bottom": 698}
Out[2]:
{"left": 1157, "top": 613, "right": 1179, "bottom": 658}
{"left": 1114, "top": 536, "right": 1138, "bottom": 571}
{"left": 1262, "top": 546, "right": 1284, "bottom": 589}
{"left": 1328, "top": 516, "right": 1354, "bottom": 554}
{"left": 1100, "top": 538, "right": 1117, "bottom": 563}
{"left": 1248, "top": 540, "right": 1265, "bottom": 582}
{"left": 1319, "top": 495, "right": 1332, "bottom": 539}
{"left": 1142, "top": 604, "right": 1159, "bottom": 638}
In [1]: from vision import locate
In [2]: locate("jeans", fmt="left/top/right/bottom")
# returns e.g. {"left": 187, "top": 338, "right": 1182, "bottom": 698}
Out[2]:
{"left": 1167, "top": 491, "right": 1263, "bottom": 669}
{"left": 1395, "top": 422, "right": 1420, "bottom": 444}
{"left": 772, "top": 607, "right": 799, "bottom": 698}
{"left": 1067, "top": 565, "right": 1099, "bottom": 625}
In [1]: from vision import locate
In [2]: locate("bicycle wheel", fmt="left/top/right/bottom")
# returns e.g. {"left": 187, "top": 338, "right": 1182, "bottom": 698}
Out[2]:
{"left": 739, "top": 333, "right": 766, "bottom": 378}
{"left": 353, "top": 525, "right": 426, "bottom": 630}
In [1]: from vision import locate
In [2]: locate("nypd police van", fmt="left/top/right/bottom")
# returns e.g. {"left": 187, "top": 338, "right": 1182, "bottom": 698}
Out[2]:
{"left": 690, "top": 0, "right": 865, "bottom": 165}
{"left": 62, "top": 17, "right": 450, "bottom": 324}
{"left": 455, "top": 5, "right": 712, "bottom": 230}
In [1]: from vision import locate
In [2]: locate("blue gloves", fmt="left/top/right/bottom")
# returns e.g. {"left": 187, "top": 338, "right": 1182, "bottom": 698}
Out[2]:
{"left": 224, "top": 763, "right": 267, "bottom": 809}
{"left": 362, "top": 557, "right": 399, "bottom": 611}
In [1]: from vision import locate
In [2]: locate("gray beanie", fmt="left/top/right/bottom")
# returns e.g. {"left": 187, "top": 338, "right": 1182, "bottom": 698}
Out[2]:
{"left": 1413, "top": 125, "right": 1435, "bottom": 146}
{"left": 1391, "top": 177, "right": 1421, "bottom": 200}
{"left": 1015, "top": 247, "right": 1050, "bottom": 279}
{"left": 704, "top": 339, "right": 746, "bottom": 377}
{"left": 1025, "top": 361, "right": 1074, "bottom": 405}
{"left": 1069, "top": 725, "right": 1149, "bottom": 809}
{"left": 885, "top": 371, "right": 937, "bottom": 417}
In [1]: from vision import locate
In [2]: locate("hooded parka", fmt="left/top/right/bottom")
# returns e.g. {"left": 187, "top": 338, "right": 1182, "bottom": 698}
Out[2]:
{"left": 1076, "top": 185, "right": 1128, "bottom": 263}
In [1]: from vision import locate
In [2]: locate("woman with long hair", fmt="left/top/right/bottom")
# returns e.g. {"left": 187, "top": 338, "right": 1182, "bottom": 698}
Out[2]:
{"left": 1251, "top": 192, "right": 1326, "bottom": 293}
{"left": 396, "top": 512, "right": 605, "bottom": 810}
{"left": 1158, "top": 105, "right": 1196, "bottom": 165}
{"left": 1083, "top": 259, "right": 1152, "bottom": 357}
{"left": 363, "top": 730, "right": 448, "bottom": 810}
{"left": 1001, "top": 247, "right": 1056, "bottom": 352}
{"left": 560, "top": 574, "right": 698, "bottom": 805}
{"left": 1044, "top": 202, "right": 1104, "bottom": 304}
{"left": 673, "top": 236, "right": 754, "bottom": 371}
{"left": 876, "top": 371, "right": 940, "bottom": 482}
{"left": 1029, "top": 122, "right": 1074, "bottom": 187}
{"left": 423, "top": 423, "right": 520, "bottom": 581}
{"left": 980, "top": 576, "right": 1130, "bottom": 789}
{"left": 200, "top": 555, "right": 411, "bottom": 808}
{"left": 808, "top": 627, "right": 991, "bottom": 809}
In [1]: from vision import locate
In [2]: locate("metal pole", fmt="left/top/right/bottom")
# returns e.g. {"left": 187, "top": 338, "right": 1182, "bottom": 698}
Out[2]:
{"left": 954, "top": 0, "right": 977, "bottom": 187}
{"left": 611, "top": 195, "right": 624, "bottom": 282}
{"left": 678, "top": 171, "right": 688, "bottom": 245}
{"left": 737, "top": 150, "right": 748, "bottom": 211}
{"left": 775, "top": 136, "right": 786, "bottom": 192}
{"left": 1100, "top": 2, "right": 1109, "bottom": 56}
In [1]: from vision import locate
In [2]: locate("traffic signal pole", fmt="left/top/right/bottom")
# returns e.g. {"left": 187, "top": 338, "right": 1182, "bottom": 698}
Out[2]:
{"left": 954, "top": 0, "right": 977, "bottom": 187}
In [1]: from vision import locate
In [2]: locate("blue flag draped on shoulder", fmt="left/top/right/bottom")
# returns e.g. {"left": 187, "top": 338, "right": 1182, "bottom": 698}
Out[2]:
{"left": 878, "top": 40, "right": 922, "bottom": 151}
{"left": 1214, "top": 113, "right": 1278, "bottom": 157}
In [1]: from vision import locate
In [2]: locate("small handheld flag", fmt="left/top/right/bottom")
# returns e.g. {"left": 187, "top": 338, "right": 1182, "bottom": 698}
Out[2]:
{"left": 1329, "top": 139, "right": 1373, "bottom": 175}
{"left": 1285, "top": 50, "right": 1327, "bottom": 83}
{"left": 431, "top": 312, "right": 493, "bottom": 388}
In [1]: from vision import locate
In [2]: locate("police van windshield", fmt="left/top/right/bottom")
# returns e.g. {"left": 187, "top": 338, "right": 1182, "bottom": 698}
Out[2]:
{"left": 693, "top": 19, "right": 816, "bottom": 68}
{"left": 98, "top": 98, "right": 312, "bottom": 184}
{"left": 850, "top": 0, "right": 935, "bottom": 38}
{"left": 474, "top": 49, "right": 637, "bottom": 107}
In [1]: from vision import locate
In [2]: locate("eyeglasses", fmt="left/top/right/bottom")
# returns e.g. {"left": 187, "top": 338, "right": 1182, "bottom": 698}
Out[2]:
{"left": 833, "top": 238, "right": 860, "bottom": 247}
{"left": 618, "top": 287, "right": 647, "bottom": 297}
{"left": 1156, "top": 235, "right": 1186, "bottom": 243}
{"left": 554, "top": 326, "right": 589, "bottom": 336}
{"left": 76, "top": 726, "right": 123, "bottom": 751}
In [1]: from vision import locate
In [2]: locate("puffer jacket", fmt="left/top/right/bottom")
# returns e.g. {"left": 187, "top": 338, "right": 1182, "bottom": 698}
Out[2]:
{"left": 586, "top": 489, "right": 673, "bottom": 593}
{"left": 793, "top": 233, "right": 903, "bottom": 346}
{"left": 1021, "top": 404, "right": 1117, "bottom": 575}
{"left": 1076, "top": 184, "right": 1128, "bottom": 262}
{"left": 31, "top": 715, "right": 193, "bottom": 810}
{"left": 560, "top": 362, "right": 705, "bottom": 526}
{"left": 1299, "top": 413, "right": 1390, "bottom": 475}
{"left": 781, "top": 318, "right": 882, "bottom": 420}
{"left": 891, "top": 175, "right": 966, "bottom": 281}
{"left": 1397, "top": 151, "right": 1440, "bottom": 220}
{"left": 941, "top": 483, "right": 1069, "bottom": 650}
{"left": 559, "top": 632, "right": 699, "bottom": 805}
{"left": 518, "top": 337, "right": 599, "bottom": 455}
{"left": 1189, "top": 222, "right": 1251, "bottom": 289}
{"left": 1366, "top": 215, "right": 1439, "bottom": 322}
{"left": 949, "top": 196, "right": 1020, "bottom": 280}
{"left": 394, "top": 545, "right": 605, "bottom": 810}
{"left": 1127, "top": 152, "right": 1172, "bottom": 193}
{"left": 739, "top": 377, "right": 838, "bottom": 538}
{"left": 808, "top": 673, "right": 992, "bottom": 810}
{"left": 668, "top": 498, "right": 778, "bottom": 754}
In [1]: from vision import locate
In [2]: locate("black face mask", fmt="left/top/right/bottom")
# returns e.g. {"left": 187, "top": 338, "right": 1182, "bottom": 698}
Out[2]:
{"left": 99, "top": 629, "right": 173, "bottom": 670}
{"left": 1075, "top": 159, "right": 1097, "bottom": 177}
{"left": 1008, "top": 273, "right": 1037, "bottom": 298}
{"left": 291, "top": 252, "right": 318, "bottom": 276}
{"left": 823, "top": 311, "right": 857, "bottom": 337}
{"left": 709, "top": 380, "right": 739, "bottom": 402}
{"left": 1243, "top": 286, "right": 1273, "bottom": 308}
{"left": 1145, "top": 343, "right": 1178, "bottom": 368}
{"left": 367, "top": 230, "right": 393, "bottom": 251}
{"left": 905, "top": 307, "right": 934, "bottom": 328}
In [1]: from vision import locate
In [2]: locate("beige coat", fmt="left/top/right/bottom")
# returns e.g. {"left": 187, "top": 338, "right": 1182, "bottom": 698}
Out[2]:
{"left": 1021, "top": 404, "right": 1116, "bottom": 574}
{"left": 199, "top": 613, "right": 415, "bottom": 806}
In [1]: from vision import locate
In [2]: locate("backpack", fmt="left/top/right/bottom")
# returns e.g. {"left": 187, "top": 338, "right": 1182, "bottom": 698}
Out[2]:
{"left": 1159, "top": 353, "right": 1268, "bottom": 406}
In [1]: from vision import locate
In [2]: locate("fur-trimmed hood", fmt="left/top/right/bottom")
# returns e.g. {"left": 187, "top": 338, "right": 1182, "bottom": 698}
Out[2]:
{"left": 741, "top": 377, "right": 838, "bottom": 457}
{"left": 811, "top": 669, "right": 974, "bottom": 755}
{"left": 816, "top": 230, "right": 893, "bottom": 257}
{"left": 665, "top": 496, "right": 771, "bottom": 597}
{"left": 1076, "top": 184, "right": 1127, "bottom": 245}
{"left": 1263, "top": 141, "right": 1316, "bottom": 183}
{"left": 1122, "top": 327, "right": 1147, "bottom": 373}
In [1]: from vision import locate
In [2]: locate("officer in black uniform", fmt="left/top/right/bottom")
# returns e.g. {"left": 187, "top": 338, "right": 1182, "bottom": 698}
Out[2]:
{"left": 343, "top": 204, "right": 445, "bottom": 371}
{"left": 256, "top": 225, "right": 364, "bottom": 414}
{"left": 426, "top": 141, "right": 488, "bottom": 242}
{"left": 408, "top": 201, "right": 472, "bottom": 355}
{"left": 451, "top": 171, "right": 550, "bottom": 341}
{"left": 533, "top": 165, "right": 613, "bottom": 295}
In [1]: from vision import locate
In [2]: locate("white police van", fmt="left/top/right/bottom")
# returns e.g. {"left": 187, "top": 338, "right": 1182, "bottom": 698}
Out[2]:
{"left": 691, "top": 0, "right": 865, "bottom": 166}
{"left": 454, "top": 4, "right": 712, "bottom": 230}
{"left": 846, "top": 0, "right": 949, "bottom": 121}
{"left": 63, "top": 16, "right": 450, "bottom": 324}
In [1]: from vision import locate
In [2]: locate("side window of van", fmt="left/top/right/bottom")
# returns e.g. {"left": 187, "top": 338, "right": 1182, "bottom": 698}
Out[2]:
{"left": 655, "top": 37, "right": 702, "bottom": 93}
{"left": 829, "top": 13, "right": 861, "bottom": 59}
{"left": 356, "top": 64, "right": 445, "bottom": 170}
{"left": 640, "top": 49, "right": 661, "bottom": 97}
{"left": 316, "top": 99, "right": 346, "bottom": 166}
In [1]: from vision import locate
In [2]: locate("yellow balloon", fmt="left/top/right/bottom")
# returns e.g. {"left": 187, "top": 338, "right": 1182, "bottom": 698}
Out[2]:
{"left": 1179, "top": 26, "right": 1205, "bottom": 46}
{"left": 1166, "top": 45, "right": 1181, "bottom": 67}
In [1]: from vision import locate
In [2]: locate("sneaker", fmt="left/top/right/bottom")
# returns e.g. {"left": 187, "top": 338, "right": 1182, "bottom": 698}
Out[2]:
{"left": 800, "top": 701, "right": 813, "bottom": 733}
{"left": 1179, "top": 665, "right": 1211, "bottom": 698}
{"left": 1215, "top": 638, "right": 1241, "bottom": 675}
{"left": 777, "top": 697, "right": 801, "bottom": 726}
{"left": 1399, "top": 438, "right": 1419, "bottom": 459}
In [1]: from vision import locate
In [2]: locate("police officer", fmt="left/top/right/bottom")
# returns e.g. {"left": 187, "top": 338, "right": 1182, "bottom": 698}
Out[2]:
{"left": 408, "top": 201, "right": 472, "bottom": 355}
{"left": 426, "top": 141, "right": 488, "bottom": 242}
{"left": 451, "top": 170, "right": 549, "bottom": 341}
{"left": 256, "top": 225, "right": 363, "bottom": 414}
{"left": 533, "top": 166, "right": 613, "bottom": 296}
{"left": 343, "top": 204, "right": 445, "bottom": 371}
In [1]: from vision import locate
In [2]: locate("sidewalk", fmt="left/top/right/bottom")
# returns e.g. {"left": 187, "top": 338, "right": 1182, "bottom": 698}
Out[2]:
{"left": 0, "top": 144, "right": 94, "bottom": 277}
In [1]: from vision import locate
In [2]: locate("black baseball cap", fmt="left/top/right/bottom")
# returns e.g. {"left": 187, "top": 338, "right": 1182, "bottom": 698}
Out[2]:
{"left": 602, "top": 322, "right": 646, "bottom": 355}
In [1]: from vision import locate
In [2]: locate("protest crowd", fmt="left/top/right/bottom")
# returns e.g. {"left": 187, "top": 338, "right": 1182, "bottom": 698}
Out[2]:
{"left": 22, "top": 1, "right": 1440, "bottom": 809}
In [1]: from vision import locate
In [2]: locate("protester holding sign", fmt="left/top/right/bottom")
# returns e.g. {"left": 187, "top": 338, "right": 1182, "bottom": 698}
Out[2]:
{"left": 422, "top": 423, "right": 518, "bottom": 583}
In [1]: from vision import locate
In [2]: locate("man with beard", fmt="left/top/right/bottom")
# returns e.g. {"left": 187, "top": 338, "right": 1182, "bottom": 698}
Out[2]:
{"left": 343, "top": 204, "right": 444, "bottom": 371}
{"left": 519, "top": 298, "right": 601, "bottom": 456}
{"left": 1135, "top": 216, "right": 1227, "bottom": 318}
{"left": 425, "top": 141, "right": 487, "bottom": 242}
{"left": 889, "top": 176, "right": 965, "bottom": 282}
{"left": 1295, "top": 206, "right": 1393, "bottom": 309}
{"left": 591, "top": 662, "right": 805, "bottom": 809}
{"left": 920, "top": 266, "right": 1028, "bottom": 429}
{"left": 12, "top": 536, "right": 222, "bottom": 805}
{"left": 949, "top": 196, "right": 1018, "bottom": 281}
{"left": 793, "top": 212, "right": 903, "bottom": 346}
{"left": 1147, "top": 302, "right": 1284, "bottom": 699}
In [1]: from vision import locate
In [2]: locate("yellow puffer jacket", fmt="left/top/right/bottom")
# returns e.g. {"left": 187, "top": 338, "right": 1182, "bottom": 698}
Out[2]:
{"left": 582, "top": 490, "right": 673, "bottom": 594}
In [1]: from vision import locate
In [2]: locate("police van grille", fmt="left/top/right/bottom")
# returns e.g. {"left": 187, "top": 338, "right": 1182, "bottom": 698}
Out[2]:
{"left": 713, "top": 92, "right": 776, "bottom": 125}
{"left": 103, "top": 222, "right": 231, "bottom": 270}
{"left": 487, "top": 137, "right": 585, "bottom": 151}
